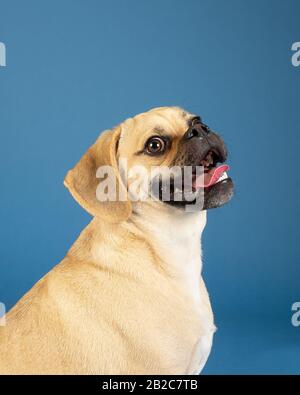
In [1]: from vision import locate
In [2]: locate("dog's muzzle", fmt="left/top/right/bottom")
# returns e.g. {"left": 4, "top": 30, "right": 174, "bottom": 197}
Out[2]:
{"left": 166, "top": 121, "right": 234, "bottom": 209}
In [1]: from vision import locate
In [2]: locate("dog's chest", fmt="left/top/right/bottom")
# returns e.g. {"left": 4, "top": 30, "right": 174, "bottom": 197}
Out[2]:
{"left": 186, "top": 330, "right": 214, "bottom": 374}
{"left": 159, "top": 270, "right": 214, "bottom": 374}
{"left": 155, "top": 223, "right": 214, "bottom": 373}
{"left": 184, "top": 295, "right": 215, "bottom": 374}
{"left": 154, "top": 290, "right": 214, "bottom": 375}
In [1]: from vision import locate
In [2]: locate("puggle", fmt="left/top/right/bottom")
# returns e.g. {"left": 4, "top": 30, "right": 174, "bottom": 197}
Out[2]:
{"left": 0, "top": 107, "right": 234, "bottom": 374}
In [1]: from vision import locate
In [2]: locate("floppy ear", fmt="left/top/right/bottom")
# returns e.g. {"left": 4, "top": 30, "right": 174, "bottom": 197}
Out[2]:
{"left": 64, "top": 128, "right": 132, "bottom": 223}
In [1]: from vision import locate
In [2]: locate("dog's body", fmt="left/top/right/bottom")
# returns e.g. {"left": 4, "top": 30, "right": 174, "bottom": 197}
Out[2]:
{"left": 0, "top": 107, "right": 233, "bottom": 374}
{"left": 0, "top": 208, "right": 213, "bottom": 374}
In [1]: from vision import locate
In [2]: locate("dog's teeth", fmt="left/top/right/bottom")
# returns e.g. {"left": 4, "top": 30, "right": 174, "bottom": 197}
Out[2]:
{"left": 218, "top": 171, "right": 228, "bottom": 182}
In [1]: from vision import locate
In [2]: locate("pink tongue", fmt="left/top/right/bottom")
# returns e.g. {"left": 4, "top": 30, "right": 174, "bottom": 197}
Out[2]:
{"left": 194, "top": 164, "right": 229, "bottom": 189}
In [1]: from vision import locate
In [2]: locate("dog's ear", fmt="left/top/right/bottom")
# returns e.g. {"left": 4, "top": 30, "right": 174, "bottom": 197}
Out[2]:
{"left": 64, "top": 128, "right": 132, "bottom": 223}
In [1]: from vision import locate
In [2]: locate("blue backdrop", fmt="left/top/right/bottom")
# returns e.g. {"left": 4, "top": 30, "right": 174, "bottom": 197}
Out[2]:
{"left": 0, "top": 0, "right": 299, "bottom": 374}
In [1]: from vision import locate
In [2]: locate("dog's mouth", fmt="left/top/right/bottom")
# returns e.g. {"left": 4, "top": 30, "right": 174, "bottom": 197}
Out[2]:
{"left": 153, "top": 145, "right": 234, "bottom": 210}
{"left": 195, "top": 148, "right": 234, "bottom": 209}
{"left": 190, "top": 149, "right": 230, "bottom": 191}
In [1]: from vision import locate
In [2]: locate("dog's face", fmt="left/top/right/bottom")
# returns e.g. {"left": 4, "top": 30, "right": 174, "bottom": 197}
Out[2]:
{"left": 65, "top": 107, "right": 234, "bottom": 222}
{"left": 118, "top": 107, "right": 234, "bottom": 211}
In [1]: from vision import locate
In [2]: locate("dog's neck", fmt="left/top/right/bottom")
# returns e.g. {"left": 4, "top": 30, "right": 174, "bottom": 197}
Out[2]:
{"left": 128, "top": 202, "right": 207, "bottom": 291}
{"left": 70, "top": 203, "right": 207, "bottom": 302}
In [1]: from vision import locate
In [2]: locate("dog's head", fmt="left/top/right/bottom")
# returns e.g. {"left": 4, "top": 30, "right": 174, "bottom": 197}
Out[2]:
{"left": 64, "top": 107, "right": 234, "bottom": 222}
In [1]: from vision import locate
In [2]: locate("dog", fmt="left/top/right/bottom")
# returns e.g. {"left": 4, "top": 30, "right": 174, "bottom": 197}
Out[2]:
{"left": 0, "top": 106, "right": 233, "bottom": 374}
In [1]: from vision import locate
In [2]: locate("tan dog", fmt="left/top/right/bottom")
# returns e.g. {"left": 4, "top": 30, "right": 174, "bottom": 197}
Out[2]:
{"left": 0, "top": 107, "right": 233, "bottom": 374}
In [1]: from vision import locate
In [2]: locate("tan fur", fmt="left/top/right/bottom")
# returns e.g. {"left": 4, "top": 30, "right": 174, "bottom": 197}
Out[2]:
{"left": 0, "top": 107, "right": 215, "bottom": 374}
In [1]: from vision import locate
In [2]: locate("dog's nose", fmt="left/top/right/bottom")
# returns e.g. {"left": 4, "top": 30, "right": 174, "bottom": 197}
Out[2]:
{"left": 184, "top": 124, "right": 209, "bottom": 141}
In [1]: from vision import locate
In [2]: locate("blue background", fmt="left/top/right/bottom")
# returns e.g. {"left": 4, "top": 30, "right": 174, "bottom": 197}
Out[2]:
{"left": 0, "top": 0, "right": 299, "bottom": 374}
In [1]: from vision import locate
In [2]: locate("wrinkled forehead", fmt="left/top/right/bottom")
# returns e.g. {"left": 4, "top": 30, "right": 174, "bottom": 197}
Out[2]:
{"left": 120, "top": 107, "right": 195, "bottom": 142}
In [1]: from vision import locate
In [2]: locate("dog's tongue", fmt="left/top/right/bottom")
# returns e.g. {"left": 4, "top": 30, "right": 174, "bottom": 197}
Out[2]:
{"left": 193, "top": 164, "right": 229, "bottom": 189}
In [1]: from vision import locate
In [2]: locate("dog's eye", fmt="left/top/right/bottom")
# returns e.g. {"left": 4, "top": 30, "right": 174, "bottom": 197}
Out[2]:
{"left": 145, "top": 137, "right": 166, "bottom": 155}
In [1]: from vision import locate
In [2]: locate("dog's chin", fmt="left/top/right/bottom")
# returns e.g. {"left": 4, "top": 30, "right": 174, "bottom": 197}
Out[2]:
{"left": 202, "top": 177, "right": 234, "bottom": 209}
{"left": 158, "top": 177, "right": 234, "bottom": 211}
